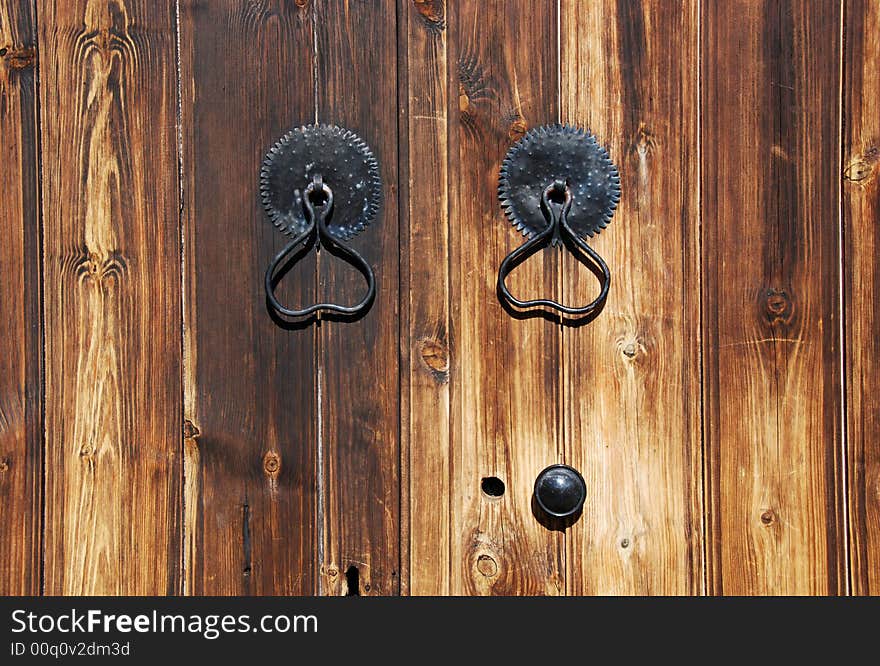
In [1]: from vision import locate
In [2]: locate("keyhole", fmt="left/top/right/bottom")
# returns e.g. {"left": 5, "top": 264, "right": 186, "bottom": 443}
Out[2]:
{"left": 345, "top": 565, "right": 360, "bottom": 596}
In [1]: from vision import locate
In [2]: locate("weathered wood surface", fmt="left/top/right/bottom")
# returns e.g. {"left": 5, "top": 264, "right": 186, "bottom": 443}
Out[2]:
{"left": 560, "top": 0, "right": 703, "bottom": 595}
{"left": 40, "top": 0, "right": 182, "bottom": 594}
{"left": 446, "top": 0, "right": 563, "bottom": 595}
{"left": 400, "top": 0, "right": 566, "bottom": 596}
{"left": 3, "top": 0, "right": 876, "bottom": 597}
{"left": 844, "top": 0, "right": 880, "bottom": 596}
{"left": 315, "top": 0, "right": 401, "bottom": 596}
{"left": 400, "top": 0, "right": 451, "bottom": 595}
{"left": 178, "top": 0, "right": 318, "bottom": 595}
{"left": 0, "top": 0, "right": 41, "bottom": 596}
{"left": 702, "top": 0, "right": 845, "bottom": 594}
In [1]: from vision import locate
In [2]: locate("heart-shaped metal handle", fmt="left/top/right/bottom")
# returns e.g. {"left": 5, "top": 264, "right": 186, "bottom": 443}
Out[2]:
{"left": 265, "top": 175, "right": 376, "bottom": 319}
{"left": 497, "top": 181, "right": 610, "bottom": 317}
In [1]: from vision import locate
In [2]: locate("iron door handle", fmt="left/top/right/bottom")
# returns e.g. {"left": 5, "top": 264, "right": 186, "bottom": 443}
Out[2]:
{"left": 498, "top": 181, "right": 610, "bottom": 317}
{"left": 260, "top": 124, "right": 382, "bottom": 321}
{"left": 265, "top": 175, "right": 376, "bottom": 318}
{"left": 497, "top": 124, "right": 620, "bottom": 320}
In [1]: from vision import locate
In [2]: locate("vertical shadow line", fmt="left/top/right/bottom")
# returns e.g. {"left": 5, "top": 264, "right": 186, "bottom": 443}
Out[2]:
{"left": 173, "top": 0, "right": 187, "bottom": 597}
{"left": 395, "top": 0, "right": 409, "bottom": 597}
{"left": 696, "top": 0, "right": 711, "bottom": 597}
{"left": 33, "top": 0, "right": 48, "bottom": 598}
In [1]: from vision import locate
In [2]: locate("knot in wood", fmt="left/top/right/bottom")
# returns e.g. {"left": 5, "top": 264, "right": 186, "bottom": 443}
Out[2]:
{"left": 763, "top": 288, "right": 793, "bottom": 324}
{"left": 183, "top": 419, "right": 200, "bottom": 440}
{"left": 74, "top": 249, "right": 128, "bottom": 286}
{"left": 760, "top": 509, "right": 776, "bottom": 526}
{"left": 1, "top": 45, "right": 36, "bottom": 71}
{"left": 413, "top": 0, "right": 446, "bottom": 33}
{"left": 263, "top": 451, "right": 281, "bottom": 475}
{"left": 844, "top": 146, "right": 878, "bottom": 184}
{"left": 418, "top": 337, "right": 449, "bottom": 383}
{"left": 630, "top": 123, "right": 656, "bottom": 158}
{"left": 844, "top": 159, "right": 874, "bottom": 183}
{"left": 476, "top": 554, "right": 498, "bottom": 577}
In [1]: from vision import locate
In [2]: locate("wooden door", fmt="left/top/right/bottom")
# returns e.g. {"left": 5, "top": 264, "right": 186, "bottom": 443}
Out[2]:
{"left": 1, "top": 0, "right": 877, "bottom": 596}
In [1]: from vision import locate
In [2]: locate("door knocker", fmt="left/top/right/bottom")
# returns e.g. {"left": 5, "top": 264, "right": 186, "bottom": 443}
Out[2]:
{"left": 261, "top": 123, "right": 382, "bottom": 319}
{"left": 497, "top": 124, "right": 620, "bottom": 319}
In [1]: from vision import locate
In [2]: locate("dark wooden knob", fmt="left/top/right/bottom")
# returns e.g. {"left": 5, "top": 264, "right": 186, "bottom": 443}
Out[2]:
{"left": 533, "top": 464, "right": 586, "bottom": 518}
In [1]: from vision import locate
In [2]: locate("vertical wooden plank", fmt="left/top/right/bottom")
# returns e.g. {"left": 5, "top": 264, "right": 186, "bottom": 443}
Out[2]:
{"left": 702, "top": 0, "right": 845, "bottom": 594}
{"left": 0, "top": 0, "right": 41, "bottom": 596}
{"left": 315, "top": 0, "right": 400, "bottom": 596}
{"left": 448, "top": 0, "right": 562, "bottom": 596}
{"left": 401, "top": 0, "right": 451, "bottom": 596}
{"left": 844, "top": 0, "right": 880, "bottom": 596}
{"left": 179, "top": 0, "right": 317, "bottom": 595}
{"left": 559, "top": 0, "right": 703, "bottom": 595}
{"left": 40, "top": 0, "right": 182, "bottom": 594}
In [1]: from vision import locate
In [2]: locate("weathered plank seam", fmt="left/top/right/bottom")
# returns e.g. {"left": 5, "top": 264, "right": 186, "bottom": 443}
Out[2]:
{"left": 173, "top": 0, "right": 186, "bottom": 597}
{"left": 554, "top": 0, "right": 568, "bottom": 596}
{"left": 393, "top": 0, "right": 403, "bottom": 597}
{"left": 696, "top": 0, "right": 707, "bottom": 597}
{"left": 445, "top": 2, "right": 455, "bottom": 594}
{"left": 837, "top": 0, "right": 851, "bottom": 596}
{"left": 33, "top": 0, "right": 47, "bottom": 598}
{"left": 395, "top": 0, "right": 409, "bottom": 596}
{"left": 312, "top": 4, "right": 323, "bottom": 597}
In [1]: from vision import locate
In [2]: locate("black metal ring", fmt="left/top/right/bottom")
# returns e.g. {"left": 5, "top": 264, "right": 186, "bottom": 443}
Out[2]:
{"left": 497, "top": 182, "right": 610, "bottom": 317}
{"left": 265, "top": 177, "right": 376, "bottom": 318}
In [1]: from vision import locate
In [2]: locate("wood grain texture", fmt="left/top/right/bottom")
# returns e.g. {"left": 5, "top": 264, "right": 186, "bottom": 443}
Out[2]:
{"left": 15, "top": 0, "right": 873, "bottom": 598}
{"left": 448, "top": 0, "right": 562, "bottom": 595}
{"left": 401, "top": 0, "right": 451, "bottom": 596}
{"left": 844, "top": 0, "right": 880, "bottom": 596}
{"left": 40, "top": 0, "right": 182, "bottom": 594}
{"left": 702, "top": 0, "right": 845, "bottom": 594}
{"left": 559, "top": 0, "right": 703, "bottom": 595}
{"left": 0, "top": 0, "right": 41, "bottom": 596}
{"left": 179, "top": 0, "right": 317, "bottom": 595}
{"left": 316, "top": 0, "right": 400, "bottom": 596}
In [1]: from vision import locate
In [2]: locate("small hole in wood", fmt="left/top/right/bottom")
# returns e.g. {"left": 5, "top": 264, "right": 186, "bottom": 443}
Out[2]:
{"left": 0, "top": 48, "right": 7, "bottom": 57}
{"left": 481, "top": 476, "right": 505, "bottom": 498}
{"left": 345, "top": 565, "right": 360, "bottom": 596}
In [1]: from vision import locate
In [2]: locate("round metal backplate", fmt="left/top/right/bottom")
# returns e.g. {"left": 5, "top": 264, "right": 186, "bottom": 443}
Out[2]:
{"left": 260, "top": 124, "right": 382, "bottom": 241}
{"left": 499, "top": 124, "right": 620, "bottom": 242}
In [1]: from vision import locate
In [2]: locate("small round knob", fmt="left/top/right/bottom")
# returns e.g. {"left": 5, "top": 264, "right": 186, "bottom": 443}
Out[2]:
{"left": 533, "top": 464, "right": 586, "bottom": 518}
